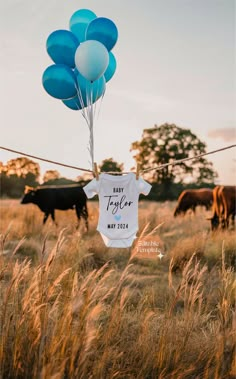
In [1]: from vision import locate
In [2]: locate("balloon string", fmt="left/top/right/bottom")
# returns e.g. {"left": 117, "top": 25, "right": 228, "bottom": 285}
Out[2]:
{"left": 87, "top": 86, "right": 94, "bottom": 169}
{"left": 95, "top": 85, "right": 106, "bottom": 121}
{"left": 76, "top": 84, "right": 86, "bottom": 116}
{"left": 76, "top": 83, "right": 94, "bottom": 169}
{"left": 77, "top": 80, "right": 106, "bottom": 170}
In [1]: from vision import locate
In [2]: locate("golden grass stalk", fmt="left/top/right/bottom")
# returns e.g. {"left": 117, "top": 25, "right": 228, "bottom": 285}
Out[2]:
{"left": 0, "top": 201, "right": 235, "bottom": 378}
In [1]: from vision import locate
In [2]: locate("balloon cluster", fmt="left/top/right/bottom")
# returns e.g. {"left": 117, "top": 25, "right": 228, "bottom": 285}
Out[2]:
{"left": 42, "top": 9, "right": 118, "bottom": 111}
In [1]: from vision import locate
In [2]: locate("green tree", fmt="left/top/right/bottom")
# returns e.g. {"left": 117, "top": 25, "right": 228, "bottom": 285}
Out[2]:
{"left": 0, "top": 157, "right": 40, "bottom": 198}
{"left": 42, "top": 177, "right": 78, "bottom": 186}
{"left": 99, "top": 158, "right": 124, "bottom": 173}
{"left": 42, "top": 170, "right": 60, "bottom": 183}
{"left": 6, "top": 157, "right": 40, "bottom": 179}
{"left": 0, "top": 161, "right": 5, "bottom": 173}
{"left": 131, "top": 123, "right": 217, "bottom": 187}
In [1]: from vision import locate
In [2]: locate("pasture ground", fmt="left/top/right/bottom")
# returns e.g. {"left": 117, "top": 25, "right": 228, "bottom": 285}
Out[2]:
{"left": 0, "top": 199, "right": 235, "bottom": 379}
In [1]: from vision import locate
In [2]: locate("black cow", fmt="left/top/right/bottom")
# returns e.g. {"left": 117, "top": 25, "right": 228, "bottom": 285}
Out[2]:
{"left": 21, "top": 185, "right": 88, "bottom": 230}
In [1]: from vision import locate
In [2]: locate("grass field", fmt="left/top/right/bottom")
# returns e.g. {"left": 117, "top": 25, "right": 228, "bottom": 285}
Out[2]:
{"left": 0, "top": 199, "right": 235, "bottom": 379}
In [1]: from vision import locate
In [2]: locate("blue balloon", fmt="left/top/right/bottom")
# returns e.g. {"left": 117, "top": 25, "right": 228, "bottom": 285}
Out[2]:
{"left": 46, "top": 30, "right": 79, "bottom": 68}
{"left": 75, "top": 40, "right": 109, "bottom": 82}
{"left": 86, "top": 17, "right": 118, "bottom": 51}
{"left": 76, "top": 71, "right": 106, "bottom": 105}
{"left": 42, "top": 64, "right": 77, "bottom": 100}
{"left": 62, "top": 95, "right": 83, "bottom": 110}
{"left": 104, "top": 52, "right": 116, "bottom": 82}
{"left": 69, "top": 9, "right": 97, "bottom": 43}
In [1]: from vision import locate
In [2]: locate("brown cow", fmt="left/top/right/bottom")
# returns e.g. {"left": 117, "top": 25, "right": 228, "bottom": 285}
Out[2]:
{"left": 174, "top": 188, "right": 213, "bottom": 217}
{"left": 208, "top": 185, "right": 222, "bottom": 230}
{"left": 221, "top": 186, "right": 236, "bottom": 228}
{"left": 209, "top": 185, "right": 236, "bottom": 230}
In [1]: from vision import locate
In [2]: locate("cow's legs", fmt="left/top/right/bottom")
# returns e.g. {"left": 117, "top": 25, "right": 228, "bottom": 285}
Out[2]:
{"left": 224, "top": 217, "right": 229, "bottom": 229}
{"left": 231, "top": 214, "right": 235, "bottom": 228}
{"left": 81, "top": 205, "right": 89, "bottom": 231}
{"left": 220, "top": 216, "right": 227, "bottom": 229}
{"left": 50, "top": 210, "right": 58, "bottom": 226}
{"left": 75, "top": 205, "right": 81, "bottom": 229}
{"left": 211, "top": 214, "right": 219, "bottom": 231}
{"left": 43, "top": 212, "right": 49, "bottom": 224}
{"left": 75, "top": 205, "right": 89, "bottom": 231}
{"left": 43, "top": 210, "right": 57, "bottom": 225}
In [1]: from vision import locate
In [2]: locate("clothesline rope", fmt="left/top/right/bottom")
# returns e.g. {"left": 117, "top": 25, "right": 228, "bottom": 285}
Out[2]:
{"left": 142, "top": 144, "right": 236, "bottom": 173}
{"left": 0, "top": 144, "right": 235, "bottom": 175}
{"left": 0, "top": 146, "right": 93, "bottom": 173}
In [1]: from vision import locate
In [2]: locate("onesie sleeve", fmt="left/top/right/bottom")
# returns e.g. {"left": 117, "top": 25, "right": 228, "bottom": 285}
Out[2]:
{"left": 137, "top": 177, "right": 152, "bottom": 196}
{"left": 83, "top": 178, "right": 98, "bottom": 199}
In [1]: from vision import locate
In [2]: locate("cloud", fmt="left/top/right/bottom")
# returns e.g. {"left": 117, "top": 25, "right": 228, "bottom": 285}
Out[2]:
{"left": 208, "top": 127, "right": 236, "bottom": 142}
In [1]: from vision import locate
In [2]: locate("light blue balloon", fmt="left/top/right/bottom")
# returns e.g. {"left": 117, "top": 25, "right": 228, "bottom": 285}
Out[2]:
{"left": 69, "top": 9, "right": 97, "bottom": 43}
{"left": 75, "top": 40, "right": 109, "bottom": 82}
{"left": 62, "top": 95, "right": 83, "bottom": 110}
{"left": 76, "top": 71, "right": 106, "bottom": 105}
{"left": 86, "top": 17, "right": 118, "bottom": 51}
{"left": 46, "top": 30, "right": 79, "bottom": 68}
{"left": 42, "top": 64, "right": 77, "bottom": 100}
{"left": 104, "top": 52, "right": 116, "bottom": 82}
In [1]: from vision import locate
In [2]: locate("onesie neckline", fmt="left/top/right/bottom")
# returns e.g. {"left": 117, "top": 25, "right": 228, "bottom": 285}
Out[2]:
{"left": 99, "top": 172, "right": 135, "bottom": 182}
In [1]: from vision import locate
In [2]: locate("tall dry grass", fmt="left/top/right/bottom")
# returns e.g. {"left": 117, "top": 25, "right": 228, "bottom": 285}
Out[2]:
{"left": 0, "top": 199, "right": 235, "bottom": 378}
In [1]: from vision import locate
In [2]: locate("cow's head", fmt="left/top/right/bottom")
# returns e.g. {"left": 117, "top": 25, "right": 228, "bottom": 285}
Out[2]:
{"left": 174, "top": 206, "right": 183, "bottom": 217}
{"left": 206, "top": 214, "right": 219, "bottom": 231}
{"left": 21, "top": 186, "right": 37, "bottom": 204}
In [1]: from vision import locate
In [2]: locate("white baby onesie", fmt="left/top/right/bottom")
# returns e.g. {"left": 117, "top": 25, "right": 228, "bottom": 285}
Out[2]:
{"left": 83, "top": 173, "right": 152, "bottom": 248}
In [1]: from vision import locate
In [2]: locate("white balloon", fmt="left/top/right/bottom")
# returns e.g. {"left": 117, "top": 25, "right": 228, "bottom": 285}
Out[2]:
{"left": 75, "top": 40, "right": 109, "bottom": 82}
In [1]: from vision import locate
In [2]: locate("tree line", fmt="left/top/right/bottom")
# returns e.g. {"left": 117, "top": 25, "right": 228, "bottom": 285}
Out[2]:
{"left": 0, "top": 124, "right": 217, "bottom": 200}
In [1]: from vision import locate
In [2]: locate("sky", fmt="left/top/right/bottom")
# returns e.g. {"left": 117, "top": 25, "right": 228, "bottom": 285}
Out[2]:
{"left": 0, "top": 0, "right": 235, "bottom": 184}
